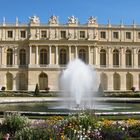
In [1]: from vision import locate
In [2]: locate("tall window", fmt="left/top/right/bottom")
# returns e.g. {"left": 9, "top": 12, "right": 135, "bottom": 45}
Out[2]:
{"left": 113, "top": 49, "right": 119, "bottom": 67}
{"left": 113, "top": 73, "right": 120, "bottom": 90}
{"left": 138, "top": 32, "right": 140, "bottom": 39}
{"left": 100, "top": 49, "right": 106, "bottom": 67}
{"left": 126, "top": 49, "right": 132, "bottom": 67}
{"left": 100, "top": 73, "right": 108, "bottom": 90}
{"left": 19, "top": 49, "right": 26, "bottom": 66}
{"left": 59, "top": 49, "right": 67, "bottom": 65}
{"left": 41, "top": 30, "right": 47, "bottom": 38}
{"left": 20, "top": 31, "right": 26, "bottom": 38}
{"left": 7, "top": 48, "right": 13, "bottom": 66}
{"left": 7, "top": 31, "right": 13, "bottom": 38}
{"left": 126, "top": 73, "right": 133, "bottom": 90}
{"left": 100, "top": 31, "right": 106, "bottom": 39}
{"left": 78, "top": 49, "right": 86, "bottom": 63}
{"left": 79, "top": 31, "right": 85, "bottom": 39}
{"left": 40, "top": 49, "right": 48, "bottom": 65}
{"left": 6, "top": 72, "right": 13, "bottom": 90}
{"left": 138, "top": 50, "right": 140, "bottom": 67}
{"left": 61, "top": 31, "right": 66, "bottom": 39}
{"left": 126, "top": 32, "right": 131, "bottom": 39}
{"left": 39, "top": 73, "right": 48, "bottom": 90}
{"left": 113, "top": 32, "right": 119, "bottom": 39}
{"left": 18, "top": 73, "right": 27, "bottom": 90}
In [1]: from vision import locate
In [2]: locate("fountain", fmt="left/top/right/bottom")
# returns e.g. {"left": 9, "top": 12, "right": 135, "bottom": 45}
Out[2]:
{"left": 59, "top": 58, "right": 100, "bottom": 109}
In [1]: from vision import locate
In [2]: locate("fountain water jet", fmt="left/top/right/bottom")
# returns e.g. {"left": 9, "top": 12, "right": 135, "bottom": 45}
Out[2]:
{"left": 59, "top": 59, "right": 100, "bottom": 109}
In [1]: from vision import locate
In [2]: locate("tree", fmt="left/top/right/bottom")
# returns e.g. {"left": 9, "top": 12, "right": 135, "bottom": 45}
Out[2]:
{"left": 34, "top": 84, "right": 40, "bottom": 96}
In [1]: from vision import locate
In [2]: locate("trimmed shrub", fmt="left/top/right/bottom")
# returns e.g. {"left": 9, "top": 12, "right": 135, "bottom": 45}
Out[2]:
{"left": 34, "top": 83, "right": 40, "bottom": 96}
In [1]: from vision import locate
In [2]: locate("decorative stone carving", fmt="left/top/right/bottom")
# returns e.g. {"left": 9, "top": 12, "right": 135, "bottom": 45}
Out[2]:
{"left": 67, "top": 32, "right": 72, "bottom": 39}
{"left": 29, "top": 15, "right": 40, "bottom": 24}
{"left": 48, "top": 15, "right": 58, "bottom": 24}
{"left": 68, "top": 16, "right": 78, "bottom": 24}
{"left": 88, "top": 16, "right": 97, "bottom": 24}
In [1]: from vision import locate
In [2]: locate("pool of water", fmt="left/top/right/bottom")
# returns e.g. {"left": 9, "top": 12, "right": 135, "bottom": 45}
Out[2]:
{"left": 0, "top": 101, "right": 139, "bottom": 113}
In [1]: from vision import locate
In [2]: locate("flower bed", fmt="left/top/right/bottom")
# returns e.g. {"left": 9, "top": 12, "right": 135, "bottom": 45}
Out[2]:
{"left": 0, "top": 112, "right": 140, "bottom": 139}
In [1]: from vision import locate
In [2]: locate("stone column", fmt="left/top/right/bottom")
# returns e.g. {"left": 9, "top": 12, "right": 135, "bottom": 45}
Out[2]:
{"left": 133, "top": 48, "right": 138, "bottom": 68}
{"left": 94, "top": 47, "right": 100, "bottom": 67}
{"left": 108, "top": 47, "right": 113, "bottom": 68}
{"left": 69, "top": 45, "right": 71, "bottom": 62}
{"left": 55, "top": 45, "right": 58, "bottom": 65}
{"left": 75, "top": 45, "right": 78, "bottom": 58}
{"left": 107, "top": 72, "right": 113, "bottom": 91}
{"left": 1, "top": 46, "right": 6, "bottom": 67}
{"left": 120, "top": 72, "right": 126, "bottom": 91}
{"left": 120, "top": 47, "right": 125, "bottom": 68}
{"left": 132, "top": 73, "right": 139, "bottom": 90}
{"left": 13, "top": 47, "right": 18, "bottom": 67}
{"left": 88, "top": 45, "right": 90, "bottom": 64}
{"left": 49, "top": 45, "right": 52, "bottom": 65}
{"left": 36, "top": 45, "right": 38, "bottom": 65}
{"left": 0, "top": 46, "right": 2, "bottom": 66}
{"left": 13, "top": 74, "right": 16, "bottom": 91}
{"left": 29, "top": 45, "right": 32, "bottom": 65}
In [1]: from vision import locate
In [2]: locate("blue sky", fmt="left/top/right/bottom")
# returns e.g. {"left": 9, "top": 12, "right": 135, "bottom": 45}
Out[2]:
{"left": 0, "top": 0, "right": 140, "bottom": 24}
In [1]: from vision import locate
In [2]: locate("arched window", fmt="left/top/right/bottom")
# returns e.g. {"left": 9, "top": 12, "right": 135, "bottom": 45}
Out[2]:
{"left": 7, "top": 48, "right": 13, "bottom": 66}
{"left": 78, "top": 49, "right": 86, "bottom": 63}
{"left": 113, "top": 73, "right": 120, "bottom": 90}
{"left": 40, "top": 49, "right": 48, "bottom": 65}
{"left": 113, "top": 49, "right": 119, "bottom": 67}
{"left": 19, "top": 49, "right": 26, "bottom": 66}
{"left": 126, "top": 73, "right": 133, "bottom": 90}
{"left": 59, "top": 49, "right": 67, "bottom": 65}
{"left": 126, "top": 49, "right": 132, "bottom": 67}
{"left": 18, "top": 73, "right": 27, "bottom": 90}
{"left": 39, "top": 73, "right": 48, "bottom": 90}
{"left": 100, "top": 49, "right": 106, "bottom": 67}
{"left": 6, "top": 72, "right": 13, "bottom": 90}
{"left": 138, "top": 50, "right": 140, "bottom": 67}
{"left": 100, "top": 73, "right": 108, "bottom": 90}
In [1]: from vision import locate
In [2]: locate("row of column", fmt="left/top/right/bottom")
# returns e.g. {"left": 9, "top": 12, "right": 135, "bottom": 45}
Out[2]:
{"left": 29, "top": 45, "right": 91, "bottom": 66}
{"left": 0, "top": 45, "right": 139, "bottom": 68}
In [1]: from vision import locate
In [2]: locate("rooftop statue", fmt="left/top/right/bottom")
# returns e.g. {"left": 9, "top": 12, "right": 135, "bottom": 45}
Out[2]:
{"left": 29, "top": 15, "right": 40, "bottom": 24}
{"left": 48, "top": 15, "right": 58, "bottom": 24}
{"left": 68, "top": 15, "right": 78, "bottom": 24}
{"left": 88, "top": 16, "right": 97, "bottom": 24}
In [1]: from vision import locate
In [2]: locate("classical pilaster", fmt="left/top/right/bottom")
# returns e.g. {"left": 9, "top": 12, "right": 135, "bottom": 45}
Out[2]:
{"left": 1, "top": 46, "right": 6, "bottom": 67}
{"left": 55, "top": 45, "right": 58, "bottom": 65}
{"left": 13, "top": 46, "right": 18, "bottom": 67}
{"left": 133, "top": 48, "right": 138, "bottom": 68}
{"left": 68, "top": 45, "right": 71, "bottom": 62}
{"left": 36, "top": 45, "right": 38, "bottom": 65}
{"left": 108, "top": 47, "right": 113, "bottom": 68}
{"left": 13, "top": 74, "right": 16, "bottom": 91}
{"left": 120, "top": 72, "right": 126, "bottom": 91}
{"left": 0, "top": 47, "right": 2, "bottom": 66}
{"left": 49, "top": 45, "right": 52, "bottom": 65}
{"left": 94, "top": 47, "right": 100, "bottom": 67}
{"left": 29, "top": 45, "right": 32, "bottom": 65}
{"left": 107, "top": 72, "right": 113, "bottom": 91}
{"left": 133, "top": 73, "right": 139, "bottom": 90}
{"left": 88, "top": 45, "right": 90, "bottom": 64}
{"left": 120, "top": 47, "right": 125, "bottom": 68}
{"left": 75, "top": 45, "right": 78, "bottom": 58}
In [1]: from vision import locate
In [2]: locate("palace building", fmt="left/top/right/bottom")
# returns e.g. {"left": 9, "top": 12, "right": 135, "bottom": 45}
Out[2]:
{"left": 0, "top": 15, "right": 140, "bottom": 92}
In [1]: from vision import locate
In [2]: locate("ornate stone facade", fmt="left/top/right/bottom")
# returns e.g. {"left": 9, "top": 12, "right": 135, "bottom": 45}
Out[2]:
{"left": 0, "top": 16, "right": 140, "bottom": 92}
